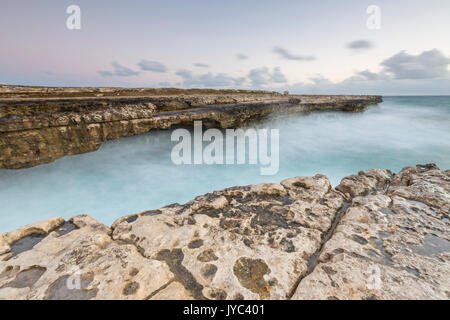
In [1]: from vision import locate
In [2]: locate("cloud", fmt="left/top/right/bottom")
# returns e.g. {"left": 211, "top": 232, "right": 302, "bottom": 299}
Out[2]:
{"left": 137, "top": 60, "right": 167, "bottom": 72}
{"left": 98, "top": 61, "right": 139, "bottom": 77}
{"left": 284, "top": 49, "right": 450, "bottom": 95}
{"left": 175, "top": 66, "right": 286, "bottom": 88}
{"left": 355, "top": 70, "right": 382, "bottom": 81}
{"left": 344, "top": 49, "right": 450, "bottom": 82}
{"left": 347, "top": 40, "right": 374, "bottom": 51}
{"left": 236, "top": 53, "right": 248, "bottom": 60}
{"left": 248, "top": 68, "right": 267, "bottom": 86}
{"left": 380, "top": 49, "right": 450, "bottom": 79}
{"left": 193, "top": 63, "right": 209, "bottom": 68}
{"left": 272, "top": 46, "right": 315, "bottom": 61}
{"left": 175, "top": 69, "right": 245, "bottom": 88}
{"left": 248, "top": 67, "right": 287, "bottom": 86}
{"left": 287, "top": 76, "right": 450, "bottom": 95}
{"left": 309, "top": 75, "right": 333, "bottom": 85}
{"left": 158, "top": 81, "right": 171, "bottom": 87}
{"left": 233, "top": 77, "right": 247, "bottom": 86}
{"left": 345, "top": 69, "right": 386, "bottom": 82}
{"left": 271, "top": 67, "right": 287, "bottom": 83}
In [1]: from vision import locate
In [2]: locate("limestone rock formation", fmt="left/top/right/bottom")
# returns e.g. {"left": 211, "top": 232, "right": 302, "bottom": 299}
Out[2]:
{"left": 0, "top": 85, "right": 382, "bottom": 169}
{"left": 0, "top": 164, "right": 448, "bottom": 300}
{"left": 292, "top": 164, "right": 450, "bottom": 300}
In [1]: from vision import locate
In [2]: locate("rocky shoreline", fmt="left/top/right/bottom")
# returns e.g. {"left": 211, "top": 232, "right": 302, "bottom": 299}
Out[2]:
{"left": 0, "top": 164, "right": 448, "bottom": 300}
{"left": 0, "top": 85, "right": 382, "bottom": 169}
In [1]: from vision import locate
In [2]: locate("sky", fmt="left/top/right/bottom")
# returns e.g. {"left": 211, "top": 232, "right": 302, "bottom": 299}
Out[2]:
{"left": 1, "top": 0, "right": 450, "bottom": 95}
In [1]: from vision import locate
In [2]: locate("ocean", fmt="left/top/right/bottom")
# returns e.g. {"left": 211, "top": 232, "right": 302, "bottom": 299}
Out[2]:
{"left": 1, "top": 96, "right": 449, "bottom": 232}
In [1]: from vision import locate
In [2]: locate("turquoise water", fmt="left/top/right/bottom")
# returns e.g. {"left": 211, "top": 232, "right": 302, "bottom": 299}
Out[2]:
{"left": 1, "top": 96, "right": 449, "bottom": 232}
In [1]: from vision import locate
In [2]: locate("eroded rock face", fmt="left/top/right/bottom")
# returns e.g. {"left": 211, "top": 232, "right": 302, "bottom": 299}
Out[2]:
{"left": 0, "top": 86, "right": 382, "bottom": 169}
{"left": 110, "top": 176, "right": 344, "bottom": 300}
{"left": 0, "top": 164, "right": 448, "bottom": 300}
{"left": 292, "top": 165, "right": 450, "bottom": 300}
{"left": 0, "top": 215, "right": 172, "bottom": 300}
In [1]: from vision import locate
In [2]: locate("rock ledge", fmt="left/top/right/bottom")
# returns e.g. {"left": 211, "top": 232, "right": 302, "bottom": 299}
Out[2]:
{"left": 0, "top": 85, "right": 382, "bottom": 169}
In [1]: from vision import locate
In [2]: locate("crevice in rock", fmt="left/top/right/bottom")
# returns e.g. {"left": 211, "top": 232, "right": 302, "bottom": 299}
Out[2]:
{"left": 155, "top": 248, "right": 206, "bottom": 300}
{"left": 145, "top": 279, "right": 175, "bottom": 300}
{"left": 287, "top": 200, "right": 351, "bottom": 299}
{"left": 382, "top": 182, "right": 391, "bottom": 195}
{"left": 107, "top": 223, "right": 149, "bottom": 260}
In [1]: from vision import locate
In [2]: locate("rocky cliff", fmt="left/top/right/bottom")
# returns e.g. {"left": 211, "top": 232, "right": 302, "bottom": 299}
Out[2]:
{"left": 0, "top": 164, "right": 448, "bottom": 300}
{"left": 0, "top": 85, "right": 382, "bottom": 169}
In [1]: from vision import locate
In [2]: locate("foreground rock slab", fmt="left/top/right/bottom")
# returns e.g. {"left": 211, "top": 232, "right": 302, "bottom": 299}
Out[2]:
{"left": 292, "top": 164, "right": 450, "bottom": 300}
{"left": 0, "top": 164, "right": 448, "bottom": 300}
{"left": 0, "top": 85, "right": 382, "bottom": 169}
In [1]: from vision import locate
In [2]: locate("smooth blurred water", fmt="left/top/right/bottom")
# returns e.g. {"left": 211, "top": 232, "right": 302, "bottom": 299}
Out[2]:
{"left": 1, "top": 96, "right": 449, "bottom": 232}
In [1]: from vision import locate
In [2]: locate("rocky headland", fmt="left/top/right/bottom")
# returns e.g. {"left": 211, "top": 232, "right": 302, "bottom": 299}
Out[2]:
{"left": 0, "top": 85, "right": 382, "bottom": 169}
{"left": 0, "top": 164, "right": 448, "bottom": 300}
